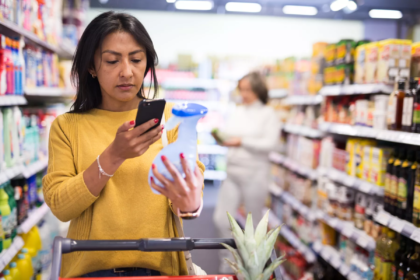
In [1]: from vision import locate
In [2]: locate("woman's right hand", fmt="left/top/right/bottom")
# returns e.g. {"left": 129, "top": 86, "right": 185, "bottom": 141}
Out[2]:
{"left": 109, "top": 118, "right": 163, "bottom": 162}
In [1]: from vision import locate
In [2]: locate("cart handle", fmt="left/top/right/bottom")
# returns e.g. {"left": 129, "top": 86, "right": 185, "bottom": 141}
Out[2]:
{"left": 51, "top": 237, "right": 236, "bottom": 280}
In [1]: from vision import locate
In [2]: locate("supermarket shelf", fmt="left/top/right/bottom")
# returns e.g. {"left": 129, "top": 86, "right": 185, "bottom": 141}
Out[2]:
{"left": 269, "top": 89, "right": 288, "bottom": 99}
{"left": 24, "top": 87, "right": 76, "bottom": 97}
{"left": 0, "top": 95, "right": 27, "bottom": 106}
{"left": 18, "top": 203, "right": 50, "bottom": 234}
{"left": 269, "top": 152, "right": 318, "bottom": 180}
{"left": 283, "top": 124, "right": 324, "bottom": 138}
{"left": 204, "top": 170, "right": 227, "bottom": 180}
{"left": 312, "top": 241, "right": 360, "bottom": 280}
{"left": 316, "top": 210, "right": 376, "bottom": 251}
{"left": 319, "top": 84, "right": 393, "bottom": 96}
{"left": 320, "top": 122, "right": 420, "bottom": 146}
{"left": 0, "top": 19, "right": 74, "bottom": 59}
{"left": 319, "top": 167, "right": 384, "bottom": 197}
{"left": 0, "top": 159, "right": 48, "bottom": 185}
{"left": 267, "top": 210, "right": 316, "bottom": 263}
{"left": 283, "top": 95, "right": 323, "bottom": 106}
{"left": 162, "top": 78, "right": 219, "bottom": 90}
{"left": 197, "top": 144, "right": 228, "bottom": 155}
{"left": 374, "top": 210, "right": 420, "bottom": 244}
{"left": 0, "top": 236, "right": 24, "bottom": 271}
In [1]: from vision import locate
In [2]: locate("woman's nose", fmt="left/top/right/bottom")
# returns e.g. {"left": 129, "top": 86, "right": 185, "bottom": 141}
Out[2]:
{"left": 120, "top": 59, "right": 133, "bottom": 78}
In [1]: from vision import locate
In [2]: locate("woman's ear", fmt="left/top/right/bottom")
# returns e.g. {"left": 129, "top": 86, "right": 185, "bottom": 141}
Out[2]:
{"left": 89, "top": 69, "right": 97, "bottom": 78}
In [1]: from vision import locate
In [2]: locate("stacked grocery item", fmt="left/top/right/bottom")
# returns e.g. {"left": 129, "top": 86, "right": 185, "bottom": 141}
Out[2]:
{"left": 286, "top": 134, "right": 320, "bottom": 170}
{"left": 265, "top": 57, "right": 296, "bottom": 91}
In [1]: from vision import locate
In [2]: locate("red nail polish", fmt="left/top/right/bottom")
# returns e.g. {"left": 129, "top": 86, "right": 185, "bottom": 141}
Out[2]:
{"left": 152, "top": 163, "right": 156, "bottom": 169}
{"left": 161, "top": 124, "right": 165, "bottom": 129}
{"left": 161, "top": 155, "right": 167, "bottom": 161}
{"left": 154, "top": 118, "right": 159, "bottom": 124}
{"left": 150, "top": 177, "right": 154, "bottom": 182}
{"left": 180, "top": 153, "right": 185, "bottom": 159}
{"left": 130, "top": 120, "right": 135, "bottom": 125}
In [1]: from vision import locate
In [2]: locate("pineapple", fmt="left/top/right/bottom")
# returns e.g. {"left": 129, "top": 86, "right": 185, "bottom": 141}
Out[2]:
{"left": 222, "top": 210, "right": 285, "bottom": 280}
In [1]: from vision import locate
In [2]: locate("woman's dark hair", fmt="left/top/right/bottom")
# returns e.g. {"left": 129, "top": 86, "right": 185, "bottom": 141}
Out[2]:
{"left": 239, "top": 72, "right": 269, "bottom": 104}
{"left": 70, "top": 11, "right": 158, "bottom": 113}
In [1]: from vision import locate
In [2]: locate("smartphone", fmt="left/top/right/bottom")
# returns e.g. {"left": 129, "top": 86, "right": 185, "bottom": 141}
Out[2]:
{"left": 135, "top": 99, "right": 166, "bottom": 133}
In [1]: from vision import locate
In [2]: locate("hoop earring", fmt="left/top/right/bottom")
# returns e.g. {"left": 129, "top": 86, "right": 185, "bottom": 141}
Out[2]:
{"left": 91, "top": 74, "right": 96, "bottom": 78}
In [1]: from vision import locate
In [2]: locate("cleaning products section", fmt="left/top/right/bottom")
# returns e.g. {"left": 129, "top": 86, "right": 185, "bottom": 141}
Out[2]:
{"left": 0, "top": 1, "right": 85, "bottom": 280}
{"left": 268, "top": 39, "right": 420, "bottom": 280}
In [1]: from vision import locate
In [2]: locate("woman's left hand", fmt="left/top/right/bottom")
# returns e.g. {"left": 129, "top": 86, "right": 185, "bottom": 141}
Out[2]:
{"left": 223, "top": 137, "right": 241, "bottom": 147}
{"left": 150, "top": 154, "right": 203, "bottom": 213}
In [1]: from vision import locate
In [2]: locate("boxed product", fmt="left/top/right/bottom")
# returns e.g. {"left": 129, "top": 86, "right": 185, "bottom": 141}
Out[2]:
{"left": 337, "top": 186, "right": 355, "bottom": 221}
{"left": 324, "top": 66, "right": 336, "bottom": 85}
{"left": 362, "top": 146, "right": 373, "bottom": 181}
{"left": 325, "top": 44, "right": 336, "bottom": 67}
{"left": 370, "top": 147, "right": 393, "bottom": 186}
{"left": 377, "top": 39, "right": 412, "bottom": 84}
{"left": 336, "top": 39, "right": 356, "bottom": 65}
{"left": 346, "top": 138, "right": 360, "bottom": 177}
{"left": 411, "top": 42, "right": 420, "bottom": 79}
{"left": 355, "top": 44, "right": 367, "bottom": 84}
{"left": 365, "top": 42, "right": 379, "bottom": 84}
{"left": 335, "top": 64, "right": 354, "bottom": 85}
{"left": 355, "top": 140, "right": 376, "bottom": 179}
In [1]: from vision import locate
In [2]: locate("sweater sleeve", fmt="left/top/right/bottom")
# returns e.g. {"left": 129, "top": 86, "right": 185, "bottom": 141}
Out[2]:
{"left": 241, "top": 108, "right": 280, "bottom": 152}
{"left": 42, "top": 116, "right": 98, "bottom": 222}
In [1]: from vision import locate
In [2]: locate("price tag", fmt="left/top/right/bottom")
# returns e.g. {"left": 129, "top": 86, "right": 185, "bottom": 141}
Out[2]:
{"left": 313, "top": 241, "right": 322, "bottom": 253}
{"left": 339, "top": 265, "right": 350, "bottom": 276}
{"left": 357, "top": 235, "right": 370, "bottom": 248}
{"left": 410, "top": 229, "right": 420, "bottom": 243}
{"left": 348, "top": 272, "right": 360, "bottom": 280}
{"left": 328, "top": 218, "right": 339, "bottom": 229}
{"left": 389, "top": 218, "right": 406, "bottom": 233}
{"left": 321, "top": 248, "right": 331, "bottom": 261}
{"left": 359, "top": 182, "right": 372, "bottom": 194}
{"left": 346, "top": 176, "right": 356, "bottom": 187}
{"left": 342, "top": 225, "right": 354, "bottom": 237}
{"left": 375, "top": 211, "right": 391, "bottom": 226}
{"left": 330, "top": 257, "right": 341, "bottom": 269}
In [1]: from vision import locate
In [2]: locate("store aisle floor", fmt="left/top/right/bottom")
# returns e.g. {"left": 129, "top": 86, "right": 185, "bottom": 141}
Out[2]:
{"left": 183, "top": 183, "right": 221, "bottom": 275}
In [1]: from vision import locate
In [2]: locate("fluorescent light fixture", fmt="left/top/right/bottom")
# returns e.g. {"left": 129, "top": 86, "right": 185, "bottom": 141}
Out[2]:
{"left": 283, "top": 5, "right": 318, "bottom": 16}
{"left": 346, "top": 1, "right": 357, "bottom": 11}
{"left": 330, "top": 0, "right": 348, "bottom": 12}
{"left": 166, "top": 0, "right": 176, "bottom": 3}
{"left": 369, "top": 9, "right": 402, "bottom": 19}
{"left": 225, "top": 2, "right": 262, "bottom": 13}
{"left": 175, "top": 0, "right": 213, "bottom": 10}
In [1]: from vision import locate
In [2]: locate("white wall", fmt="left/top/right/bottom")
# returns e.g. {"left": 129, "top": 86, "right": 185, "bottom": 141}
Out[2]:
{"left": 88, "top": 9, "right": 364, "bottom": 64}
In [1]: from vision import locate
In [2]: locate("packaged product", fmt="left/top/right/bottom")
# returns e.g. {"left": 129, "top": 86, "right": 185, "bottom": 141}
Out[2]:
{"left": 354, "top": 192, "right": 367, "bottom": 230}
{"left": 320, "top": 221, "right": 337, "bottom": 246}
{"left": 346, "top": 138, "right": 360, "bottom": 177}
{"left": 373, "top": 95, "right": 389, "bottom": 130}
{"left": 355, "top": 44, "right": 367, "bottom": 84}
{"left": 400, "top": 40, "right": 413, "bottom": 80}
{"left": 311, "top": 42, "right": 328, "bottom": 75}
{"left": 377, "top": 39, "right": 412, "bottom": 84}
{"left": 335, "top": 64, "right": 354, "bottom": 85}
{"left": 325, "top": 44, "right": 336, "bottom": 67}
{"left": 324, "top": 66, "right": 336, "bottom": 85}
{"left": 317, "top": 177, "right": 329, "bottom": 212}
{"left": 326, "top": 182, "right": 339, "bottom": 217}
{"left": 363, "top": 196, "right": 375, "bottom": 236}
{"left": 338, "top": 186, "right": 355, "bottom": 221}
{"left": 370, "top": 147, "right": 393, "bottom": 186}
{"left": 355, "top": 140, "right": 376, "bottom": 179}
{"left": 363, "top": 146, "right": 373, "bottom": 181}
{"left": 365, "top": 42, "right": 379, "bottom": 84}
{"left": 411, "top": 42, "right": 420, "bottom": 79}
{"left": 336, "top": 39, "right": 356, "bottom": 65}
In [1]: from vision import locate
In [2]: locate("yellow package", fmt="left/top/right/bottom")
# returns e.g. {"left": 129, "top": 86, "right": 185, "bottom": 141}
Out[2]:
{"left": 400, "top": 39, "right": 412, "bottom": 80}
{"left": 370, "top": 147, "right": 393, "bottom": 186}
{"left": 363, "top": 146, "right": 373, "bottom": 181}
{"left": 346, "top": 138, "right": 360, "bottom": 176}
{"left": 355, "top": 44, "right": 367, "bottom": 84}
{"left": 365, "top": 42, "right": 379, "bottom": 83}
{"left": 320, "top": 222, "right": 337, "bottom": 246}
{"left": 355, "top": 140, "right": 376, "bottom": 179}
{"left": 411, "top": 42, "right": 420, "bottom": 79}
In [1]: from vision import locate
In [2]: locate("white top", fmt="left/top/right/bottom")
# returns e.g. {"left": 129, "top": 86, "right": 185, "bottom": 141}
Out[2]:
{"left": 221, "top": 100, "right": 280, "bottom": 166}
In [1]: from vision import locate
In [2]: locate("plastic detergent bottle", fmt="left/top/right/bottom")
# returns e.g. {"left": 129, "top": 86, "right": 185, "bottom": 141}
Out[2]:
{"left": 3, "top": 270, "right": 12, "bottom": 280}
{"left": 0, "top": 186, "right": 11, "bottom": 249}
{"left": 9, "top": 262, "right": 21, "bottom": 280}
{"left": 148, "top": 103, "right": 208, "bottom": 193}
{"left": 16, "top": 254, "right": 33, "bottom": 280}
{"left": 21, "top": 227, "right": 42, "bottom": 259}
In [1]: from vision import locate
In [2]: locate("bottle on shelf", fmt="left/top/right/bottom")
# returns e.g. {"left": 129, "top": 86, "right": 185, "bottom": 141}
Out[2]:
{"left": 413, "top": 150, "right": 420, "bottom": 227}
{"left": 405, "top": 243, "right": 420, "bottom": 280}
{"left": 394, "top": 235, "right": 407, "bottom": 279}
{"left": 9, "top": 262, "right": 21, "bottom": 280}
{"left": 413, "top": 81, "right": 420, "bottom": 133}
{"left": 391, "top": 149, "right": 406, "bottom": 216}
{"left": 0, "top": 185, "right": 12, "bottom": 249}
{"left": 397, "top": 150, "right": 415, "bottom": 220}
{"left": 393, "top": 80, "right": 407, "bottom": 131}
{"left": 382, "top": 230, "right": 399, "bottom": 280}
{"left": 402, "top": 80, "right": 416, "bottom": 132}
{"left": 374, "top": 227, "right": 388, "bottom": 279}
{"left": 386, "top": 150, "right": 397, "bottom": 213}
{"left": 16, "top": 253, "right": 33, "bottom": 280}
{"left": 399, "top": 239, "right": 415, "bottom": 280}
{"left": 3, "top": 270, "right": 12, "bottom": 280}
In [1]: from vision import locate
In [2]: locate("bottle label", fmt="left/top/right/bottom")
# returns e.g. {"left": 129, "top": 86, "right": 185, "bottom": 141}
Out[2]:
{"left": 382, "top": 261, "right": 392, "bottom": 280}
{"left": 388, "top": 96, "right": 397, "bottom": 125}
{"left": 392, "top": 264, "right": 397, "bottom": 280}
{"left": 414, "top": 185, "right": 420, "bottom": 210}
{"left": 398, "top": 268, "right": 405, "bottom": 280}
{"left": 398, "top": 177, "right": 408, "bottom": 209}
{"left": 403, "top": 97, "right": 414, "bottom": 126}
{"left": 390, "top": 175, "right": 398, "bottom": 200}
{"left": 385, "top": 173, "right": 391, "bottom": 196}
{"left": 413, "top": 102, "right": 420, "bottom": 124}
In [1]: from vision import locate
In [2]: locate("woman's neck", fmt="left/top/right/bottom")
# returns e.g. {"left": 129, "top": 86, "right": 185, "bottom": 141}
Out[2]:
{"left": 99, "top": 95, "right": 142, "bottom": 112}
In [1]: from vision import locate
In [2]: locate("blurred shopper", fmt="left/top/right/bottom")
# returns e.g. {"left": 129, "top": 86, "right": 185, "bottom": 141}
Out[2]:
{"left": 212, "top": 72, "right": 279, "bottom": 273}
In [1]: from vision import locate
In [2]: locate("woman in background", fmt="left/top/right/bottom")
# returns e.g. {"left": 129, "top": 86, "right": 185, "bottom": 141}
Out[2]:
{"left": 212, "top": 72, "right": 279, "bottom": 273}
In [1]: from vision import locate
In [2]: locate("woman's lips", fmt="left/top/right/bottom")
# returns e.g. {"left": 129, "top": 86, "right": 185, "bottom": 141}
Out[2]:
{"left": 117, "top": 85, "right": 134, "bottom": 91}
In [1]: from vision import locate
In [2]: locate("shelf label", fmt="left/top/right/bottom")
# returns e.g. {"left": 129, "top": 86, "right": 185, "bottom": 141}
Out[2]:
{"left": 359, "top": 182, "right": 372, "bottom": 194}
{"left": 321, "top": 248, "right": 331, "bottom": 261}
{"left": 357, "top": 235, "right": 370, "bottom": 248}
{"left": 375, "top": 211, "right": 391, "bottom": 226}
{"left": 342, "top": 225, "right": 354, "bottom": 237}
{"left": 330, "top": 257, "right": 341, "bottom": 269}
{"left": 339, "top": 265, "right": 350, "bottom": 276}
{"left": 313, "top": 241, "right": 322, "bottom": 253}
{"left": 410, "top": 229, "right": 420, "bottom": 243}
{"left": 389, "top": 218, "right": 405, "bottom": 233}
{"left": 328, "top": 218, "right": 339, "bottom": 229}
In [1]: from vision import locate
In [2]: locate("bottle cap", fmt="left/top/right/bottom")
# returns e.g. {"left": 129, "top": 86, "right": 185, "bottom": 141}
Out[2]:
{"left": 21, "top": 248, "right": 28, "bottom": 253}
{"left": 17, "top": 254, "right": 24, "bottom": 259}
{"left": 9, "top": 263, "right": 16, "bottom": 269}
{"left": 2, "top": 271, "right": 9, "bottom": 276}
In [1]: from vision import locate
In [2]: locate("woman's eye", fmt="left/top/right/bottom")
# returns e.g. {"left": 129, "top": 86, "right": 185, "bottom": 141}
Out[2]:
{"left": 106, "top": 61, "right": 118, "bottom": 65}
{"left": 132, "top": 59, "right": 141, "bottom": 63}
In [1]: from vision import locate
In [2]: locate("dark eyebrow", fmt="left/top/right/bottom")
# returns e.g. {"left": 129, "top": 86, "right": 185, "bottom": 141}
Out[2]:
{"left": 102, "top": 50, "right": 145, "bottom": 56}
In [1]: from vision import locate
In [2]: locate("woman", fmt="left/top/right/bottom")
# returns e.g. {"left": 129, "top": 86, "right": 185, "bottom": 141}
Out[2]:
{"left": 43, "top": 12, "right": 204, "bottom": 277}
{"left": 212, "top": 72, "right": 279, "bottom": 273}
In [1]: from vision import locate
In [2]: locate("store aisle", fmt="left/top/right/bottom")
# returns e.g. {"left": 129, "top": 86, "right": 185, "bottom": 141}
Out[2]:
{"left": 183, "top": 183, "right": 221, "bottom": 275}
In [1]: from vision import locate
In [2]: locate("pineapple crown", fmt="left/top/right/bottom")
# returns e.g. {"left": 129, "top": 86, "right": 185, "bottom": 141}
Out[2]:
{"left": 222, "top": 210, "right": 285, "bottom": 280}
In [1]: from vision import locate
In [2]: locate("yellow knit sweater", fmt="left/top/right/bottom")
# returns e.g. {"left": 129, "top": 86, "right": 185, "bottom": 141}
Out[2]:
{"left": 42, "top": 105, "right": 205, "bottom": 278}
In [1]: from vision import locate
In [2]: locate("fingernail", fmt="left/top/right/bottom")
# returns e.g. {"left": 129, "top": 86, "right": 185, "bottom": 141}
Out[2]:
{"left": 180, "top": 153, "right": 185, "bottom": 159}
{"left": 130, "top": 120, "right": 135, "bottom": 125}
{"left": 152, "top": 163, "right": 156, "bottom": 169}
{"left": 161, "top": 155, "right": 167, "bottom": 161}
{"left": 150, "top": 177, "right": 154, "bottom": 182}
{"left": 154, "top": 118, "right": 159, "bottom": 124}
{"left": 161, "top": 124, "right": 165, "bottom": 130}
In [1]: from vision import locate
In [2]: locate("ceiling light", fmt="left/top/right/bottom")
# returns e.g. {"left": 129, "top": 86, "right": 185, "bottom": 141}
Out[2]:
{"left": 175, "top": 0, "right": 213, "bottom": 10}
{"left": 346, "top": 1, "right": 357, "bottom": 11}
{"left": 166, "top": 0, "right": 176, "bottom": 3}
{"left": 369, "top": 9, "right": 402, "bottom": 19}
{"left": 225, "top": 2, "right": 262, "bottom": 13}
{"left": 330, "top": 0, "right": 349, "bottom": 12}
{"left": 283, "top": 5, "right": 318, "bottom": 16}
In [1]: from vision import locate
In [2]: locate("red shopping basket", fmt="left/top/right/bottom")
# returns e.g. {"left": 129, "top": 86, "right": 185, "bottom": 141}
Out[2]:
{"left": 51, "top": 237, "right": 282, "bottom": 280}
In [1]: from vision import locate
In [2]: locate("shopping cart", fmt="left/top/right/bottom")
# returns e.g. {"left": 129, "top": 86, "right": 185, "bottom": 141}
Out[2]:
{"left": 50, "top": 237, "right": 283, "bottom": 280}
